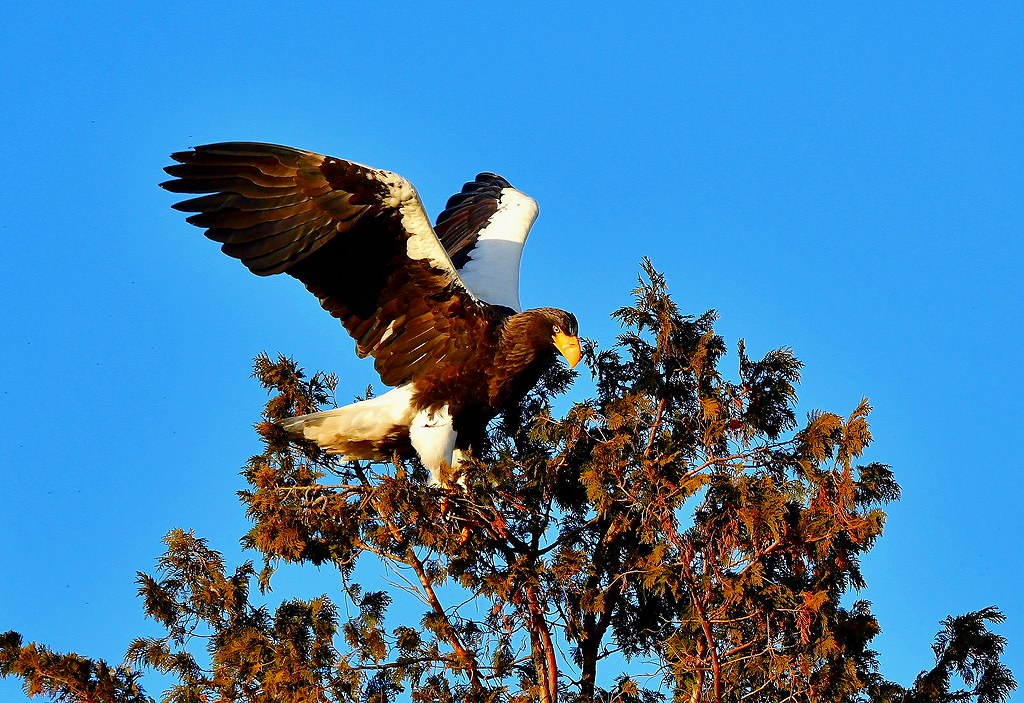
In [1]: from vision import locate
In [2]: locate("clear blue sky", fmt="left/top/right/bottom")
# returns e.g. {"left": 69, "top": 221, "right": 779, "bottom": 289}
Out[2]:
{"left": 1, "top": 2, "right": 1021, "bottom": 699}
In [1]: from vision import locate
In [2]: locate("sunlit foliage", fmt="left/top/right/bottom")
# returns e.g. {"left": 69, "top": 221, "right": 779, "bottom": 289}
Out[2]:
{"left": 1, "top": 262, "right": 1014, "bottom": 702}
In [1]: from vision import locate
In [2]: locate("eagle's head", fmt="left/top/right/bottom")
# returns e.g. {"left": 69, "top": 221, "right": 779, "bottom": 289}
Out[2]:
{"left": 534, "top": 308, "right": 581, "bottom": 369}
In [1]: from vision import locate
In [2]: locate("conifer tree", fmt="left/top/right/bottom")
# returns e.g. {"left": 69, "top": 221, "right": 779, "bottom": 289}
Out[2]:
{"left": 1, "top": 262, "right": 1015, "bottom": 702}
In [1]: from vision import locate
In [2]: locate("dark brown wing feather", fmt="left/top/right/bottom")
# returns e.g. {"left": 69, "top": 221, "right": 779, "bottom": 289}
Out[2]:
{"left": 162, "top": 141, "right": 492, "bottom": 386}
{"left": 433, "top": 173, "right": 512, "bottom": 268}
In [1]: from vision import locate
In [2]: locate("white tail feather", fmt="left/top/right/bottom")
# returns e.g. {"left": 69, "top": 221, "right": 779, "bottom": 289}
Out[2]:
{"left": 280, "top": 385, "right": 417, "bottom": 459}
{"left": 281, "top": 385, "right": 464, "bottom": 487}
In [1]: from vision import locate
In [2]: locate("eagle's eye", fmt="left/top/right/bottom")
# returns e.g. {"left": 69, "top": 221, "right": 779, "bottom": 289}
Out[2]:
{"left": 552, "top": 325, "right": 562, "bottom": 334}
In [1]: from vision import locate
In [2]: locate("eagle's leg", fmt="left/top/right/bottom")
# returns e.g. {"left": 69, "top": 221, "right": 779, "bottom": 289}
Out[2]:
{"left": 452, "top": 448, "right": 471, "bottom": 468}
{"left": 409, "top": 405, "right": 459, "bottom": 486}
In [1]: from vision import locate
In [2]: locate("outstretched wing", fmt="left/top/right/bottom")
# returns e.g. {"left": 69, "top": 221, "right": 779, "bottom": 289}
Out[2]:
{"left": 434, "top": 173, "right": 539, "bottom": 312}
{"left": 162, "top": 141, "right": 490, "bottom": 387}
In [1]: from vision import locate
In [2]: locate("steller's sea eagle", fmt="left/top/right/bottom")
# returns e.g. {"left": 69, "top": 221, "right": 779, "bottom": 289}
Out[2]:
{"left": 161, "top": 142, "right": 580, "bottom": 485}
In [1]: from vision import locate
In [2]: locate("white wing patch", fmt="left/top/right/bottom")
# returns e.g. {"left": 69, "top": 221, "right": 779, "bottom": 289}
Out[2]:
{"left": 376, "top": 170, "right": 466, "bottom": 283}
{"left": 456, "top": 188, "right": 539, "bottom": 312}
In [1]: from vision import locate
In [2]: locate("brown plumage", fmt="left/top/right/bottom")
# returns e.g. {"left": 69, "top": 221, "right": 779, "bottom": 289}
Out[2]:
{"left": 161, "top": 142, "right": 580, "bottom": 483}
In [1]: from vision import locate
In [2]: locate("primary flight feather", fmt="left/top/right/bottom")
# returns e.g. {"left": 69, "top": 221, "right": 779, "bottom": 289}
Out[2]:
{"left": 161, "top": 142, "right": 581, "bottom": 484}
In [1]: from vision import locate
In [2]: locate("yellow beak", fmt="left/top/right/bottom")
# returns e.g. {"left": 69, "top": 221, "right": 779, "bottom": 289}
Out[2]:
{"left": 553, "top": 331, "right": 582, "bottom": 369}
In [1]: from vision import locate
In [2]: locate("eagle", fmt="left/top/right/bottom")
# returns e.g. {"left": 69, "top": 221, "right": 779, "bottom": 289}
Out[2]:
{"left": 161, "top": 142, "right": 580, "bottom": 485}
